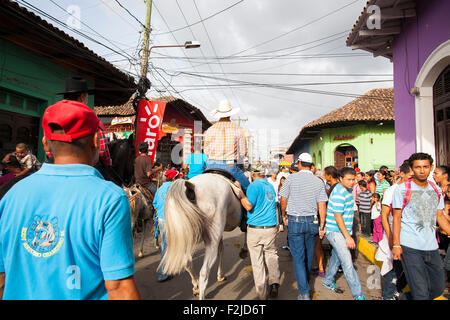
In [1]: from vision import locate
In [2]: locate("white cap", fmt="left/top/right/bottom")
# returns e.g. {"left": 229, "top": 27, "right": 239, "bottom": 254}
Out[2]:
{"left": 298, "top": 152, "right": 313, "bottom": 163}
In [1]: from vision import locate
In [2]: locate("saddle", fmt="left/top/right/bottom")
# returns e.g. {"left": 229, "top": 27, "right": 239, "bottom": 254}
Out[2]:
{"left": 136, "top": 184, "right": 154, "bottom": 203}
{"left": 202, "top": 169, "right": 247, "bottom": 233}
{"left": 203, "top": 168, "right": 236, "bottom": 183}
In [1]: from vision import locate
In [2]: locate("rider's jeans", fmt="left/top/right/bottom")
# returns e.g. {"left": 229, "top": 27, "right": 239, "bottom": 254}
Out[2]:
{"left": 322, "top": 231, "right": 364, "bottom": 298}
{"left": 206, "top": 160, "right": 250, "bottom": 192}
{"left": 157, "top": 218, "right": 169, "bottom": 281}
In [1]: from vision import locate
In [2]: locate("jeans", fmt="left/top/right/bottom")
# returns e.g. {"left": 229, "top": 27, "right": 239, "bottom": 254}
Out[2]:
{"left": 323, "top": 231, "right": 364, "bottom": 298}
{"left": 360, "top": 211, "right": 371, "bottom": 236}
{"left": 157, "top": 219, "right": 169, "bottom": 281}
{"left": 401, "top": 245, "right": 445, "bottom": 300}
{"left": 206, "top": 160, "right": 250, "bottom": 192}
{"left": 287, "top": 215, "right": 318, "bottom": 296}
{"left": 382, "top": 269, "right": 398, "bottom": 299}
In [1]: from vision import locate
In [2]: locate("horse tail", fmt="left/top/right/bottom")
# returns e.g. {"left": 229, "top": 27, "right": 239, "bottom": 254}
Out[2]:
{"left": 160, "top": 179, "right": 210, "bottom": 275}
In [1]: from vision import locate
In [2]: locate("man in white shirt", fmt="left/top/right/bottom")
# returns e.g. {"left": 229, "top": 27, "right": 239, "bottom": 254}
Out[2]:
{"left": 375, "top": 160, "right": 412, "bottom": 300}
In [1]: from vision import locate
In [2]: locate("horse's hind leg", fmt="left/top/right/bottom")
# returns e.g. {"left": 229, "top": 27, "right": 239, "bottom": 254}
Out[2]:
{"left": 185, "top": 261, "right": 200, "bottom": 297}
{"left": 198, "top": 241, "right": 220, "bottom": 300}
{"left": 138, "top": 218, "right": 147, "bottom": 258}
{"left": 217, "top": 237, "right": 226, "bottom": 282}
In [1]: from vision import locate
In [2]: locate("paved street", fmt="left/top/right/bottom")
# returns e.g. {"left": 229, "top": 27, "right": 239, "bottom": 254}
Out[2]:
{"left": 134, "top": 227, "right": 382, "bottom": 300}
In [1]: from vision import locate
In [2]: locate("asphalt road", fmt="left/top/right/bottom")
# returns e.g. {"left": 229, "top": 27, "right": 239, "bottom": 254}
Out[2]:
{"left": 133, "top": 227, "right": 382, "bottom": 300}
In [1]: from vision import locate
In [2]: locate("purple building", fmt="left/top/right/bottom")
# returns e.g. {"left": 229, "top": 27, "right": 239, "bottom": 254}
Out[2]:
{"left": 347, "top": 0, "right": 450, "bottom": 166}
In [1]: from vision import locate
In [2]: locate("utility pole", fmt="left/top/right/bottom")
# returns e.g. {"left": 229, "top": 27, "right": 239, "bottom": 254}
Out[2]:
{"left": 137, "top": 0, "right": 153, "bottom": 98}
{"left": 233, "top": 117, "right": 248, "bottom": 127}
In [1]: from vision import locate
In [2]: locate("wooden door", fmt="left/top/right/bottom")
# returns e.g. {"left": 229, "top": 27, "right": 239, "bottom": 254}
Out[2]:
{"left": 433, "top": 65, "right": 450, "bottom": 166}
{"left": 334, "top": 149, "right": 346, "bottom": 169}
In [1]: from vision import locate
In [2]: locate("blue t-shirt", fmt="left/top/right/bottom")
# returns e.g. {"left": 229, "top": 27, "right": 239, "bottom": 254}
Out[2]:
{"left": 246, "top": 178, "right": 277, "bottom": 227}
{"left": 392, "top": 181, "right": 444, "bottom": 250}
{"left": 152, "top": 181, "right": 173, "bottom": 220}
{"left": 326, "top": 183, "right": 355, "bottom": 235}
{"left": 0, "top": 164, "right": 135, "bottom": 300}
{"left": 185, "top": 153, "right": 209, "bottom": 179}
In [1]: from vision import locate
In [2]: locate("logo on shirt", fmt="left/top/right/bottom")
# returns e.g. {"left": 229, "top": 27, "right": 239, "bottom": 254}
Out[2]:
{"left": 266, "top": 191, "right": 275, "bottom": 202}
{"left": 21, "top": 216, "right": 65, "bottom": 258}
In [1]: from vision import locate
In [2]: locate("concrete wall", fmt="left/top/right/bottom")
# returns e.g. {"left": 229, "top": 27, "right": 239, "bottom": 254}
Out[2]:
{"left": 0, "top": 39, "right": 93, "bottom": 160}
{"left": 392, "top": 0, "right": 450, "bottom": 166}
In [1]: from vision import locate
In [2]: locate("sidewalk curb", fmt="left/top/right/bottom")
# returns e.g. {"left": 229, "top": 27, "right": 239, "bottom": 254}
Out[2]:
{"left": 358, "top": 236, "right": 448, "bottom": 300}
{"left": 357, "top": 236, "right": 382, "bottom": 269}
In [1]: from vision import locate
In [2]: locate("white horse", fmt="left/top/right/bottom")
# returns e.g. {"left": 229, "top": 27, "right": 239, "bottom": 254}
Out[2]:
{"left": 124, "top": 184, "right": 154, "bottom": 258}
{"left": 160, "top": 173, "right": 243, "bottom": 300}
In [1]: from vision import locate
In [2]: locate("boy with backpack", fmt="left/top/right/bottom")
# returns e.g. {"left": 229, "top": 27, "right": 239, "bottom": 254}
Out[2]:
{"left": 392, "top": 153, "right": 450, "bottom": 300}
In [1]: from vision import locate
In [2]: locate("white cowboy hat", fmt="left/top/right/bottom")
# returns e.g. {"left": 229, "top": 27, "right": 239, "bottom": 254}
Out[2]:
{"left": 211, "top": 100, "right": 240, "bottom": 119}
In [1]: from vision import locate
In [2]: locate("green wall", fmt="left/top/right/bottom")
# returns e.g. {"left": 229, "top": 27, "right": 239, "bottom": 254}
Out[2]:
{"left": 308, "top": 123, "right": 396, "bottom": 172}
{"left": 0, "top": 39, "right": 94, "bottom": 160}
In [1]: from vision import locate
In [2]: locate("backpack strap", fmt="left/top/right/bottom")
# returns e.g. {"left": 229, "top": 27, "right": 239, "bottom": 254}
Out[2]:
{"left": 402, "top": 179, "right": 442, "bottom": 211}
{"left": 402, "top": 179, "right": 412, "bottom": 211}
{"left": 427, "top": 180, "right": 441, "bottom": 203}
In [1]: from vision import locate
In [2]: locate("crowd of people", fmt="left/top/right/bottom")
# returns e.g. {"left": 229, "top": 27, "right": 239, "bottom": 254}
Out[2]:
{"left": 0, "top": 84, "right": 449, "bottom": 301}
{"left": 234, "top": 154, "right": 450, "bottom": 300}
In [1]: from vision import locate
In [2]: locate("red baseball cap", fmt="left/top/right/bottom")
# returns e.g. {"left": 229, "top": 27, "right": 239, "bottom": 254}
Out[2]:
{"left": 165, "top": 169, "right": 179, "bottom": 179}
{"left": 42, "top": 100, "right": 105, "bottom": 142}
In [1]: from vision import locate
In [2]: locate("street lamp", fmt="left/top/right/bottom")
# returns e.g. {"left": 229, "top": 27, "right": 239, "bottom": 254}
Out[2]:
{"left": 137, "top": 41, "right": 201, "bottom": 98}
{"left": 148, "top": 41, "right": 201, "bottom": 55}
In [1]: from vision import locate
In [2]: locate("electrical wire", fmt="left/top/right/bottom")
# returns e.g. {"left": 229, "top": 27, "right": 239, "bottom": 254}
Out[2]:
{"left": 153, "top": 0, "right": 243, "bottom": 36}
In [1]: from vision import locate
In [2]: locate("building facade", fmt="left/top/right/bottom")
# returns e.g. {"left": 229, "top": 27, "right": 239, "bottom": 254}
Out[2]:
{"left": 347, "top": 0, "right": 450, "bottom": 166}
{"left": 287, "top": 88, "right": 395, "bottom": 172}
{"left": 94, "top": 96, "right": 211, "bottom": 168}
{"left": 0, "top": 0, "right": 136, "bottom": 160}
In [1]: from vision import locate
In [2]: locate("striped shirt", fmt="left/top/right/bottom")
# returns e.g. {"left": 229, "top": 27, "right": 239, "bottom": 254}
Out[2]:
{"left": 326, "top": 183, "right": 355, "bottom": 235}
{"left": 358, "top": 190, "right": 372, "bottom": 213}
{"left": 279, "top": 170, "right": 328, "bottom": 217}
{"left": 204, "top": 120, "right": 247, "bottom": 161}
{"left": 375, "top": 180, "right": 390, "bottom": 197}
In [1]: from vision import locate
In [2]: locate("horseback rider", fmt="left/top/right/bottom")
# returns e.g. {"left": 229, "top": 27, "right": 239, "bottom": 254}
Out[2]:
{"left": 203, "top": 100, "right": 250, "bottom": 193}
{"left": 135, "top": 142, "right": 163, "bottom": 195}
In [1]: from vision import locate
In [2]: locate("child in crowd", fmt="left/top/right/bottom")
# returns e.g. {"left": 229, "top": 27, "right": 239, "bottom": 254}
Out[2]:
{"left": 358, "top": 180, "right": 372, "bottom": 236}
{"left": 371, "top": 193, "right": 382, "bottom": 243}
{"left": 2, "top": 143, "right": 40, "bottom": 176}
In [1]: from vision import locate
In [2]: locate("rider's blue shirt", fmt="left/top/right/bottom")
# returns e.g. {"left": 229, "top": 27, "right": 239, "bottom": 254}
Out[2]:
{"left": 0, "top": 163, "right": 135, "bottom": 300}
{"left": 152, "top": 181, "right": 173, "bottom": 220}
{"left": 184, "top": 153, "right": 209, "bottom": 179}
{"left": 246, "top": 178, "right": 277, "bottom": 227}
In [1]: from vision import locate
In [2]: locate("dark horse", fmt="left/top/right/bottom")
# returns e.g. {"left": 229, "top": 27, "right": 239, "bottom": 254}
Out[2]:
{"left": 95, "top": 134, "right": 135, "bottom": 187}
{"left": 96, "top": 134, "right": 155, "bottom": 258}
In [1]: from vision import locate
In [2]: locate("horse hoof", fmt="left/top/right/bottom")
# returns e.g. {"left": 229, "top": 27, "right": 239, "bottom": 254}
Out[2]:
{"left": 193, "top": 289, "right": 199, "bottom": 297}
{"left": 217, "top": 275, "right": 227, "bottom": 282}
{"left": 239, "top": 249, "right": 249, "bottom": 259}
{"left": 138, "top": 251, "right": 144, "bottom": 258}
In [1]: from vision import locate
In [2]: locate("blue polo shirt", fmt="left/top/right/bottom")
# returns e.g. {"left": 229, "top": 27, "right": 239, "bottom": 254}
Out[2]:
{"left": 246, "top": 178, "right": 277, "bottom": 227}
{"left": 152, "top": 181, "right": 173, "bottom": 220}
{"left": 0, "top": 163, "right": 135, "bottom": 300}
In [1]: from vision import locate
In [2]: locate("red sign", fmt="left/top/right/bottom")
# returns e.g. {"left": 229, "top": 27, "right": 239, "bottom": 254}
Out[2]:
{"left": 333, "top": 135, "right": 355, "bottom": 141}
{"left": 136, "top": 100, "right": 167, "bottom": 162}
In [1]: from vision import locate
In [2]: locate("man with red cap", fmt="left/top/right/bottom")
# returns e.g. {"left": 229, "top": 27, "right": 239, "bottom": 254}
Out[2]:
{"left": 0, "top": 100, "right": 140, "bottom": 300}
{"left": 152, "top": 169, "right": 180, "bottom": 282}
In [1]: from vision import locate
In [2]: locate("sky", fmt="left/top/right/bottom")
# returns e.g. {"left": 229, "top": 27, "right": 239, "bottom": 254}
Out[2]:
{"left": 20, "top": 0, "right": 393, "bottom": 161}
